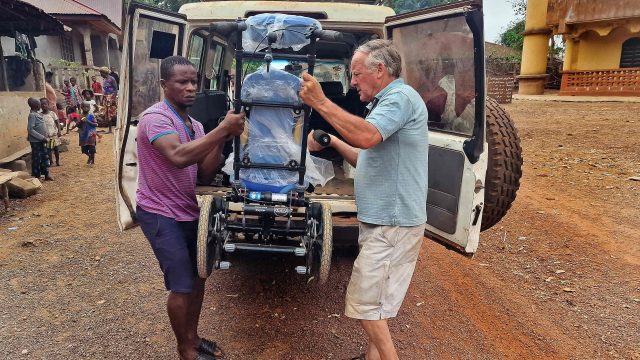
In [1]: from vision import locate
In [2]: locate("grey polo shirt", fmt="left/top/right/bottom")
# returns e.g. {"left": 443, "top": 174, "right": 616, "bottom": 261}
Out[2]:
{"left": 354, "top": 78, "right": 429, "bottom": 226}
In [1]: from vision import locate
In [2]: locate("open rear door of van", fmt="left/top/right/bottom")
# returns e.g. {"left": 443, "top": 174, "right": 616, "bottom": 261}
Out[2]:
{"left": 385, "top": 0, "right": 487, "bottom": 253}
{"left": 115, "top": 3, "right": 187, "bottom": 230}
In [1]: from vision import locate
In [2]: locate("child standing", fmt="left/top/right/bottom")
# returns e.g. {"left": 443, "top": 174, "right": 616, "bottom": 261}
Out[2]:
{"left": 40, "top": 98, "right": 61, "bottom": 167}
{"left": 26, "top": 98, "right": 53, "bottom": 181}
{"left": 61, "top": 79, "right": 72, "bottom": 108}
{"left": 56, "top": 102, "right": 67, "bottom": 129}
{"left": 64, "top": 77, "right": 82, "bottom": 112}
{"left": 91, "top": 75, "right": 103, "bottom": 95}
{"left": 73, "top": 101, "right": 98, "bottom": 166}
{"left": 81, "top": 89, "right": 98, "bottom": 114}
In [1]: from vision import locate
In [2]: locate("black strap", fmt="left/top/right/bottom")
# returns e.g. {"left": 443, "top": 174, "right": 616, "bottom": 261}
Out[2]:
{"left": 364, "top": 97, "right": 380, "bottom": 118}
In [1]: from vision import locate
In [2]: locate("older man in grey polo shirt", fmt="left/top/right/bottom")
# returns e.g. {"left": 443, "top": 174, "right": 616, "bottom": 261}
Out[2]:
{"left": 300, "top": 39, "right": 428, "bottom": 360}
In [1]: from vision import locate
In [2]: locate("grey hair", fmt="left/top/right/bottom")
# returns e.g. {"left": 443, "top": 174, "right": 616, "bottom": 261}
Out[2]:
{"left": 355, "top": 39, "right": 402, "bottom": 78}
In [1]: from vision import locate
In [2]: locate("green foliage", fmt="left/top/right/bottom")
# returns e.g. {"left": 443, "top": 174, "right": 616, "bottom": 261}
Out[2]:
{"left": 231, "top": 59, "right": 263, "bottom": 78}
{"left": 497, "top": 1, "right": 563, "bottom": 60}
{"left": 49, "top": 59, "right": 84, "bottom": 70}
{"left": 499, "top": 19, "right": 525, "bottom": 53}
{"left": 383, "top": 0, "right": 457, "bottom": 14}
{"left": 497, "top": 0, "right": 527, "bottom": 56}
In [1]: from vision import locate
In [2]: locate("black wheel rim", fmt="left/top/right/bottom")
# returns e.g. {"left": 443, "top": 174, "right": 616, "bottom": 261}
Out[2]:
{"left": 306, "top": 203, "right": 323, "bottom": 279}
{"left": 206, "top": 199, "right": 226, "bottom": 275}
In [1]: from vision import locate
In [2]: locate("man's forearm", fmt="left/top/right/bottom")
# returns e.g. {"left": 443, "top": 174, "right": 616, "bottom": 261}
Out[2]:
{"left": 167, "top": 126, "right": 229, "bottom": 169}
{"left": 314, "top": 100, "right": 380, "bottom": 149}
{"left": 330, "top": 136, "right": 359, "bottom": 167}
{"left": 197, "top": 142, "right": 224, "bottom": 184}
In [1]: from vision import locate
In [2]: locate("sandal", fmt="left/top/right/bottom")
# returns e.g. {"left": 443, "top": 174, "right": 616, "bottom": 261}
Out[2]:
{"left": 192, "top": 352, "right": 217, "bottom": 360}
{"left": 197, "top": 338, "right": 225, "bottom": 359}
{"left": 351, "top": 354, "right": 366, "bottom": 360}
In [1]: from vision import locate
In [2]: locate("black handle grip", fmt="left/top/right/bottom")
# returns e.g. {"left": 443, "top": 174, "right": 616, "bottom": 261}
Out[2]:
{"left": 313, "top": 130, "right": 331, "bottom": 147}
{"left": 312, "top": 29, "right": 343, "bottom": 42}
{"left": 209, "top": 21, "right": 247, "bottom": 35}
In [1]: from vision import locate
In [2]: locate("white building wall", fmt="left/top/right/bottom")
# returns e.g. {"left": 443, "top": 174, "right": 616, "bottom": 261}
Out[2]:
{"left": 2, "top": 33, "right": 87, "bottom": 70}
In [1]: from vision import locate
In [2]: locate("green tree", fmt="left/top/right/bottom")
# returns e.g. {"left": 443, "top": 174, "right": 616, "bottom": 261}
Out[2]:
{"left": 499, "top": 19, "right": 525, "bottom": 52}
{"left": 497, "top": 0, "right": 562, "bottom": 59}
{"left": 497, "top": 0, "right": 527, "bottom": 56}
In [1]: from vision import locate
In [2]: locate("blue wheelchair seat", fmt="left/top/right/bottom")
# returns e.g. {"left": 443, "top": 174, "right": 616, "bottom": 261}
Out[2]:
{"left": 239, "top": 68, "right": 302, "bottom": 193}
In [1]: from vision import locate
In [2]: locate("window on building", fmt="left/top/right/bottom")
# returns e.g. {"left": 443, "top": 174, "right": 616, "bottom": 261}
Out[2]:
{"left": 620, "top": 37, "right": 640, "bottom": 68}
{"left": 60, "top": 35, "right": 75, "bottom": 62}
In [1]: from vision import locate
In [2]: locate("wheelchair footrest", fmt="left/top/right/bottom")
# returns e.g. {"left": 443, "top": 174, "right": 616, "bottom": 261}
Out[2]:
{"left": 226, "top": 242, "right": 306, "bottom": 255}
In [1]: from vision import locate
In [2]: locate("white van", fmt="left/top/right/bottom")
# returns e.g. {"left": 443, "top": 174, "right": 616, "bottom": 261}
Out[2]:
{"left": 115, "top": 0, "right": 523, "bottom": 255}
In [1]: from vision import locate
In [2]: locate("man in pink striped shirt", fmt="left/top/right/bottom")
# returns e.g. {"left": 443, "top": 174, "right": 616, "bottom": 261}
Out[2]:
{"left": 136, "top": 56, "right": 244, "bottom": 360}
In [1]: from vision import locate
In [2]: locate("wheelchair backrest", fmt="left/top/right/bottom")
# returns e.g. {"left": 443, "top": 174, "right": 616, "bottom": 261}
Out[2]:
{"left": 238, "top": 68, "right": 303, "bottom": 192}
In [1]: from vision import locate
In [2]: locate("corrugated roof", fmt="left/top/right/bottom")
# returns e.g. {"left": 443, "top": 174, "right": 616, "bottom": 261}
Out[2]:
{"left": 75, "top": 0, "right": 122, "bottom": 28}
{"left": 21, "top": 0, "right": 101, "bottom": 15}
{"left": 0, "top": 0, "right": 65, "bottom": 36}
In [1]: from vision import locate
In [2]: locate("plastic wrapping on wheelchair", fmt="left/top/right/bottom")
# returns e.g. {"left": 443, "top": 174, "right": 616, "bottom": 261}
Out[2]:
{"left": 222, "top": 68, "right": 334, "bottom": 193}
{"left": 243, "top": 13, "right": 322, "bottom": 52}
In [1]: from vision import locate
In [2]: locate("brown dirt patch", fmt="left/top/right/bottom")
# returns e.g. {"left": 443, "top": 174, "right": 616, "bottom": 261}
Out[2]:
{"left": 0, "top": 100, "right": 638, "bottom": 359}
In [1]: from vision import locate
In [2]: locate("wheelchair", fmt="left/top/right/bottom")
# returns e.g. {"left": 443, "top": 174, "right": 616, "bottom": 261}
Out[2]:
{"left": 196, "top": 14, "right": 342, "bottom": 284}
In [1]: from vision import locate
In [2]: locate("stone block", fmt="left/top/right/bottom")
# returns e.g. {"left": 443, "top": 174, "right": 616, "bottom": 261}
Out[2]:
{"left": 5, "top": 160, "right": 27, "bottom": 172}
{"left": 15, "top": 171, "right": 30, "bottom": 180}
{"left": 24, "top": 177, "right": 42, "bottom": 190}
{"left": 0, "top": 168, "right": 10, "bottom": 173}
{"left": 7, "top": 177, "right": 39, "bottom": 198}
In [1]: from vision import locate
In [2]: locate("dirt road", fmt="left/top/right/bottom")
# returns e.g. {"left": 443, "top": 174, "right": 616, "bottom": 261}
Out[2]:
{"left": 1, "top": 100, "right": 638, "bottom": 359}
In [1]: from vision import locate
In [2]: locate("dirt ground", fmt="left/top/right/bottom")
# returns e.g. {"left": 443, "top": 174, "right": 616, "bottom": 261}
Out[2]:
{"left": 1, "top": 100, "right": 639, "bottom": 360}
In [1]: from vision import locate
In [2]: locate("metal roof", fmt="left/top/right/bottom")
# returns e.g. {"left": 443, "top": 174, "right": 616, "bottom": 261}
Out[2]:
{"left": 21, "top": 0, "right": 121, "bottom": 33}
{"left": 74, "top": 0, "right": 122, "bottom": 28}
{"left": 21, "top": 0, "right": 100, "bottom": 15}
{"left": 0, "top": 0, "right": 65, "bottom": 36}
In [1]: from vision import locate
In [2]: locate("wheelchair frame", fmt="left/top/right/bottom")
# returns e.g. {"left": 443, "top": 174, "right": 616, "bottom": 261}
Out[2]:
{"left": 196, "top": 18, "right": 336, "bottom": 284}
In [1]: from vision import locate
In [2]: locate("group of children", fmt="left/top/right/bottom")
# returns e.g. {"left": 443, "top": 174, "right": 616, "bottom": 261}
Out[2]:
{"left": 27, "top": 93, "right": 100, "bottom": 180}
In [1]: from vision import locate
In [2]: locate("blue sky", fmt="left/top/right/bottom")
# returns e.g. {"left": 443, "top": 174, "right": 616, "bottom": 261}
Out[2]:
{"left": 483, "top": 0, "right": 519, "bottom": 43}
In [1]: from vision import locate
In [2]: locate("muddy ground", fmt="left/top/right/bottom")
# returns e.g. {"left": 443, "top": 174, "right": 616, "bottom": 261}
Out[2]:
{"left": 1, "top": 100, "right": 638, "bottom": 360}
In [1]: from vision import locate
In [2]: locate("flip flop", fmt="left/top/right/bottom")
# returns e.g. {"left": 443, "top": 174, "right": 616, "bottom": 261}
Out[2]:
{"left": 197, "top": 338, "right": 225, "bottom": 359}
{"left": 192, "top": 352, "right": 217, "bottom": 360}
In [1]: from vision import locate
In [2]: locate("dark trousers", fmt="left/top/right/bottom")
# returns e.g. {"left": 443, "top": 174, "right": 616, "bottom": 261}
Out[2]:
{"left": 30, "top": 141, "right": 49, "bottom": 178}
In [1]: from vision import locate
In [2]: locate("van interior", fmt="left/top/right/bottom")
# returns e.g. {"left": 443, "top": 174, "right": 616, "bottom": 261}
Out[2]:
{"left": 185, "top": 26, "right": 382, "bottom": 195}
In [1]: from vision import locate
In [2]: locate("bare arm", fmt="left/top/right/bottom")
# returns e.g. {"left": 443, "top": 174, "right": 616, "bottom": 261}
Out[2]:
{"left": 329, "top": 135, "right": 359, "bottom": 167}
{"left": 197, "top": 142, "right": 224, "bottom": 184}
{"left": 152, "top": 110, "right": 244, "bottom": 169}
{"left": 300, "top": 73, "right": 382, "bottom": 149}
{"left": 307, "top": 132, "right": 359, "bottom": 167}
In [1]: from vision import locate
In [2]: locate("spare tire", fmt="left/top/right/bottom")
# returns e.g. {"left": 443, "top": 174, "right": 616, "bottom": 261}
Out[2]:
{"left": 482, "top": 98, "right": 523, "bottom": 231}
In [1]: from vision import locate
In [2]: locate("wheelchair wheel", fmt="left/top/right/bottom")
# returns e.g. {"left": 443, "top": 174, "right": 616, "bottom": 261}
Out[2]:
{"left": 197, "top": 196, "right": 226, "bottom": 279}
{"left": 308, "top": 202, "right": 332, "bottom": 285}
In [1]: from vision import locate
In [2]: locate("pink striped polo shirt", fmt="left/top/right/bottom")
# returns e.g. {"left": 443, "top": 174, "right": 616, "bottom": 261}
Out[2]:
{"left": 136, "top": 101, "right": 205, "bottom": 221}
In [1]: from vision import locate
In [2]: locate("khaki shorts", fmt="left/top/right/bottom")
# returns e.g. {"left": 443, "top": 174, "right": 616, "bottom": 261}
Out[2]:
{"left": 344, "top": 222, "right": 425, "bottom": 320}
